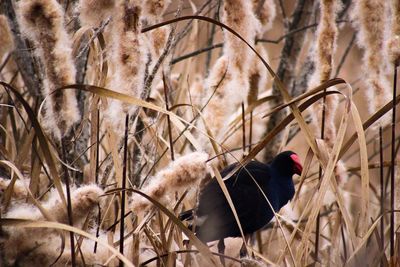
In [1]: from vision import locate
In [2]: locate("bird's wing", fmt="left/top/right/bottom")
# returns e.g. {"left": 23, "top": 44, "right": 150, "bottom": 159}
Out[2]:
{"left": 226, "top": 161, "right": 271, "bottom": 187}
{"left": 195, "top": 179, "right": 268, "bottom": 240}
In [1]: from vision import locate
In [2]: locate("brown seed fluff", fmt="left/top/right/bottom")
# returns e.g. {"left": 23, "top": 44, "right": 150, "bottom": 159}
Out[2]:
{"left": 106, "top": 0, "right": 146, "bottom": 130}
{"left": 79, "top": 0, "right": 116, "bottom": 28}
{"left": 353, "top": 0, "right": 391, "bottom": 122}
{"left": 387, "top": 0, "right": 400, "bottom": 64}
{"left": 18, "top": 0, "right": 80, "bottom": 139}
{"left": 0, "top": 15, "right": 14, "bottom": 59}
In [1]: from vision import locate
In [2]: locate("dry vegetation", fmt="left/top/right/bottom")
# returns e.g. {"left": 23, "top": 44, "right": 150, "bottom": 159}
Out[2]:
{"left": 0, "top": 0, "right": 399, "bottom": 266}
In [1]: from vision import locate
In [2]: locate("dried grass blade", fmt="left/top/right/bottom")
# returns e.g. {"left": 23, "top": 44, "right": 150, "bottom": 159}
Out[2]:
{"left": 0, "top": 82, "right": 67, "bottom": 206}
{"left": 0, "top": 160, "right": 54, "bottom": 221}
{"left": 296, "top": 97, "right": 351, "bottom": 262}
{"left": 122, "top": 188, "right": 222, "bottom": 267}
{"left": 345, "top": 216, "right": 382, "bottom": 265}
{"left": 349, "top": 101, "right": 370, "bottom": 236}
{"left": 211, "top": 165, "right": 246, "bottom": 243}
{"left": 294, "top": 147, "right": 314, "bottom": 201}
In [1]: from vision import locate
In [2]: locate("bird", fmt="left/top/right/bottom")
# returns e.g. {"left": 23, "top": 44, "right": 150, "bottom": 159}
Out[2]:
{"left": 179, "top": 151, "right": 302, "bottom": 260}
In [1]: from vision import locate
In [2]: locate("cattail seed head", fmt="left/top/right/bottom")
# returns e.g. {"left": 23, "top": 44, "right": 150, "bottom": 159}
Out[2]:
{"left": 106, "top": 0, "right": 146, "bottom": 130}
{"left": 17, "top": 0, "right": 80, "bottom": 139}
{"left": 353, "top": 0, "right": 391, "bottom": 125}
{"left": 252, "top": 0, "right": 276, "bottom": 34}
{"left": 0, "top": 15, "right": 14, "bottom": 60}
{"left": 79, "top": 0, "right": 116, "bottom": 28}
{"left": 130, "top": 152, "right": 209, "bottom": 214}
{"left": 222, "top": 0, "right": 261, "bottom": 74}
{"left": 387, "top": 0, "right": 400, "bottom": 64}
{"left": 142, "top": 0, "right": 171, "bottom": 23}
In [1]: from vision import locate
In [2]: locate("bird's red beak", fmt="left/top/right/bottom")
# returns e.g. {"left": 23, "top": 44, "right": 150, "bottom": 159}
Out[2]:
{"left": 290, "top": 154, "right": 303, "bottom": 175}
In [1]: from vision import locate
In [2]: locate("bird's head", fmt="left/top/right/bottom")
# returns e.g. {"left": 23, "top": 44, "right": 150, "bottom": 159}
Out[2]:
{"left": 271, "top": 151, "right": 303, "bottom": 177}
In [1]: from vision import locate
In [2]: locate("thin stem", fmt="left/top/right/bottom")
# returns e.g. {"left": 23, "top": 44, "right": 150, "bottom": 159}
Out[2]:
{"left": 390, "top": 63, "right": 398, "bottom": 257}
{"left": 379, "top": 126, "right": 385, "bottom": 266}
{"left": 61, "top": 138, "right": 76, "bottom": 267}
{"left": 241, "top": 102, "right": 246, "bottom": 155}
{"left": 315, "top": 90, "right": 327, "bottom": 261}
{"left": 163, "top": 74, "right": 175, "bottom": 161}
{"left": 119, "top": 114, "right": 129, "bottom": 266}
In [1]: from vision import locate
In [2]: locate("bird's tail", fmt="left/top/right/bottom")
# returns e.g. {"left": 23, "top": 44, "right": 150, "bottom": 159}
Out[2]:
{"left": 179, "top": 209, "right": 194, "bottom": 221}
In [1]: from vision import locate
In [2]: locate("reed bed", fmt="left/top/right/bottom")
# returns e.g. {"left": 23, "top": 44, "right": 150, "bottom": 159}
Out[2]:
{"left": 0, "top": 0, "right": 399, "bottom": 266}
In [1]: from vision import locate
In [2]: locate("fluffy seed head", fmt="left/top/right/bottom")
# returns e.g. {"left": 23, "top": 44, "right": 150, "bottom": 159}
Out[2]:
{"left": 387, "top": 0, "right": 400, "bottom": 63}
{"left": 0, "top": 15, "right": 14, "bottom": 59}
{"left": 79, "top": 0, "right": 116, "bottom": 27}
{"left": 17, "top": 0, "right": 80, "bottom": 139}
{"left": 222, "top": 0, "right": 261, "bottom": 74}
{"left": 252, "top": 0, "right": 276, "bottom": 34}
{"left": 142, "top": 0, "right": 171, "bottom": 23}
{"left": 130, "top": 152, "right": 209, "bottom": 214}
{"left": 105, "top": 0, "right": 147, "bottom": 130}
{"left": 353, "top": 0, "right": 391, "bottom": 124}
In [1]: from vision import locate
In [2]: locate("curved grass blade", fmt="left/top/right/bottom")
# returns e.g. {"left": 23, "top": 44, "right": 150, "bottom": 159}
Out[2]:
{"left": 0, "top": 82, "right": 67, "bottom": 207}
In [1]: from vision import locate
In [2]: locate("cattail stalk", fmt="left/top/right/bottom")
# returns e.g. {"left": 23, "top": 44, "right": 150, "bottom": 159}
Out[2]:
{"left": 119, "top": 114, "right": 129, "bottom": 266}
{"left": 17, "top": 0, "right": 80, "bottom": 139}
{"left": 386, "top": 1, "right": 400, "bottom": 257}
{"left": 390, "top": 64, "right": 397, "bottom": 257}
{"left": 380, "top": 126, "right": 385, "bottom": 266}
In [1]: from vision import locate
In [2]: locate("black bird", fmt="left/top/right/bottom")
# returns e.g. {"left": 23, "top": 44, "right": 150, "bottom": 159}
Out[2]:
{"left": 180, "top": 151, "right": 302, "bottom": 258}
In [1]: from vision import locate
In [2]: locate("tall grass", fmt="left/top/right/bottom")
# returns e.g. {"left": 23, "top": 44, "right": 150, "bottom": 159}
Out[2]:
{"left": 0, "top": 0, "right": 399, "bottom": 266}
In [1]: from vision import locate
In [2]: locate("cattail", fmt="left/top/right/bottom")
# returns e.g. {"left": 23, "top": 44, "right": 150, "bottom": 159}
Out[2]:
{"left": 142, "top": 0, "right": 171, "bottom": 23}
{"left": 47, "top": 184, "right": 104, "bottom": 224}
{"left": 252, "top": 0, "right": 276, "bottom": 34}
{"left": 106, "top": 0, "right": 146, "bottom": 129}
{"left": 188, "top": 74, "right": 205, "bottom": 109}
{"left": 2, "top": 184, "right": 104, "bottom": 265}
{"left": 199, "top": 1, "right": 260, "bottom": 151}
{"left": 147, "top": 26, "right": 170, "bottom": 60}
{"left": 142, "top": 0, "right": 171, "bottom": 59}
{"left": 78, "top": 0, "right": 116, "bottom": 28}
{"left": 130, "top": 152, "right": 209, "bottom": 214}
{"left": 0, "top": 177, "right": 28, "bottom": 203}
{"left": 17, "top": 0, "right": 80, "bottom": 139}
{"left": 241, "top": 257, "right": 266, "bottom": 267}
{"left": 309, "top": 0, "right": 340, "bottom": 146}
{"left": 143, "top": 0, "right": 172, "bottom": 91}
{"left": 387, "top": 0, "right": 400, "bottom": 64}
{"left": 0, "top": 15, "right": 14, "bottom": 60}
{"left": 353, "top": 0, "right": 391, "bottom": 124}
{"left": 222, "top": 0, "right": 260, "bottom": 74}
{"left": 202, "top": 56, "right": 249, "bottom": 147}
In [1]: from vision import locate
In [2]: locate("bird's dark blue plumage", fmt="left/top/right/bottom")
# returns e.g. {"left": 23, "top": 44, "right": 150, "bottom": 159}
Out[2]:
{"left": 180, "top": 151, "right": 302, "bottom": 243}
